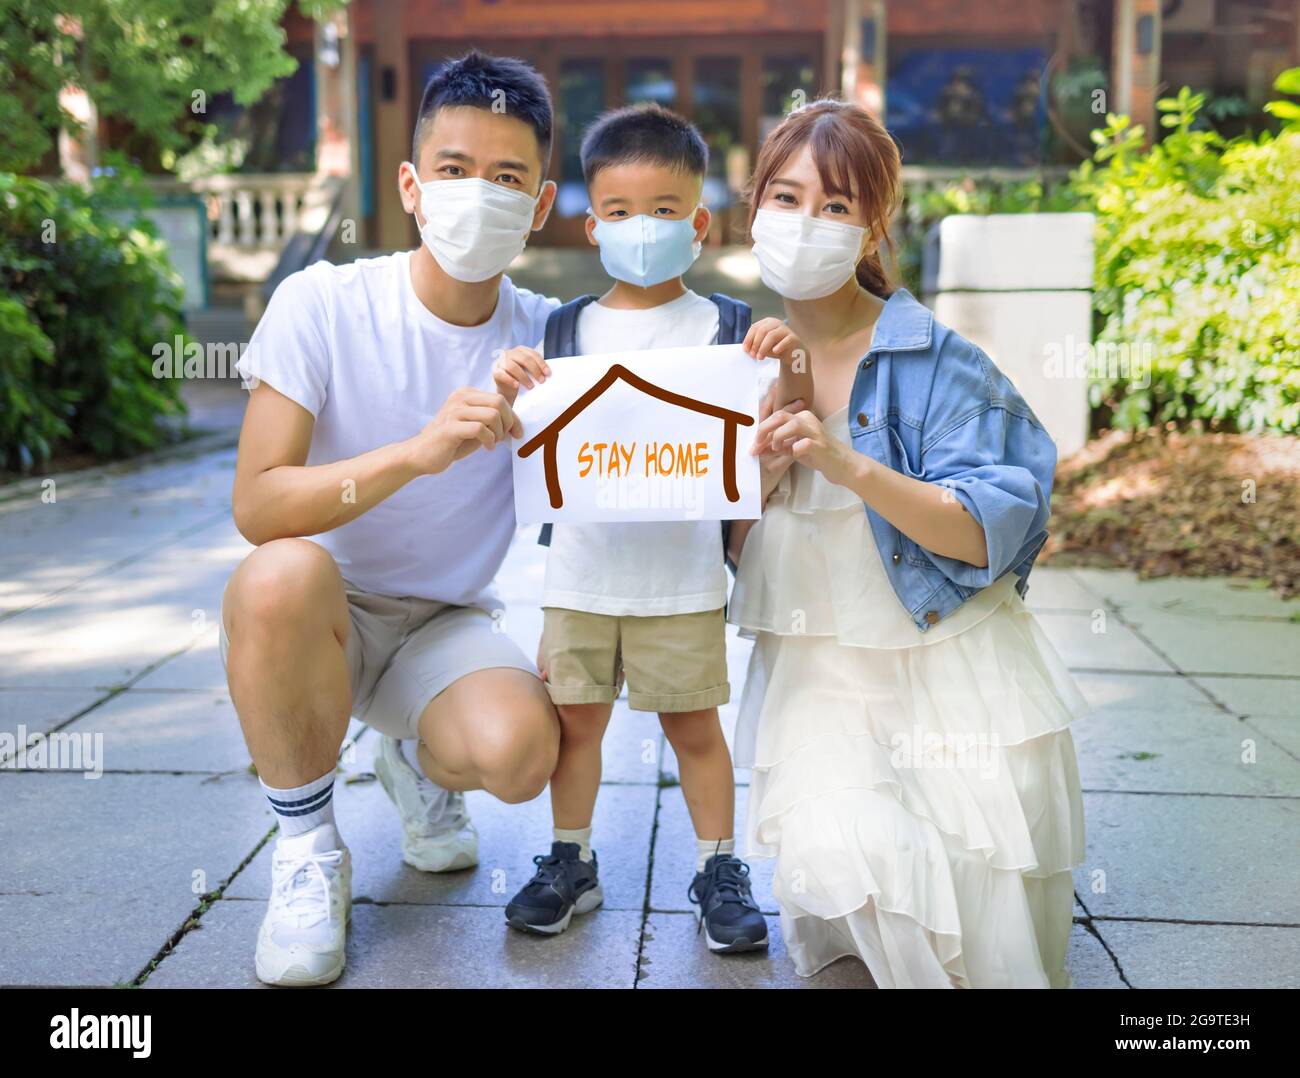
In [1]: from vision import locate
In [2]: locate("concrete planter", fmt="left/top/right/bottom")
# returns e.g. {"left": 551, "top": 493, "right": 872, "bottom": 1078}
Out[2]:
{"left": 921, "top": 212, "right": 1095, "bottom": 459}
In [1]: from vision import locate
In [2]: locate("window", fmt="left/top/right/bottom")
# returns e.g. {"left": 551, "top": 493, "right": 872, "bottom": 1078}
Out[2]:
{"left": 557, "top": 58, "right": 606, "bottom": 216}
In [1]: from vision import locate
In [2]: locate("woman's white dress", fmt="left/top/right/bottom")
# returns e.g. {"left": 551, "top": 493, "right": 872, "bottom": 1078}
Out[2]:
{"left": 728, "top": 405, "right": 1088, "bottom": 988}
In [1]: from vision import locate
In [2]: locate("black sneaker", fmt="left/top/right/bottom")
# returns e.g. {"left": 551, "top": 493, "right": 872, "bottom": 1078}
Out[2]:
{"left": 689, "top": 853, "right": 769, "bottom": 953}
{"left": 505, "top": 841, "right": 603, "bottom": 935}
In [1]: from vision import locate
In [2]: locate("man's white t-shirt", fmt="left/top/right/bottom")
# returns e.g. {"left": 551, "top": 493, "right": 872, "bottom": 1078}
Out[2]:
{"left": 541, "top": 290, "right": 730, "bottom": 617}
{"left": 237, "top": 250, "right": 558, "bottom": 609}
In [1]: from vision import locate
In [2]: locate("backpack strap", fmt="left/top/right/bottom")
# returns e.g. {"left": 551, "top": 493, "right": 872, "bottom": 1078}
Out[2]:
{"left": 708, "top": 292, "right": 753, "bottom": 345}
{"left": 708, "top": 293, "right": 753, "bottom": 571}
{"left": 537, "top": 296, "right": 598, "bottom": 547}
{"left": 542, "top": 294, "right": 598, "bottom": 360}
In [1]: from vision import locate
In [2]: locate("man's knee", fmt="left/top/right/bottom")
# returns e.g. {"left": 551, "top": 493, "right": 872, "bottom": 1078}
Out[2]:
{"left": 472, "top": 703, "right": 559, "bottom": 804}
{"left": 225, "top": 538, "right": 343, "bottom": 638}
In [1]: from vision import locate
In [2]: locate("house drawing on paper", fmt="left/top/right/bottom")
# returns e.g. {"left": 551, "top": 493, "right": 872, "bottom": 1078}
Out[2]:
{"left": 517, "top": 364, "right": 755, "bottom": 510}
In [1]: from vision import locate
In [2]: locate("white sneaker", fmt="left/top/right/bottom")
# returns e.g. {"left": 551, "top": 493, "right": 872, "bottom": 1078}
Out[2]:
{"left": 254, "top": 823, "right": 351, "bottom": 986}
{"left": 374, "top": 735, "right": 478, "bottom": 873}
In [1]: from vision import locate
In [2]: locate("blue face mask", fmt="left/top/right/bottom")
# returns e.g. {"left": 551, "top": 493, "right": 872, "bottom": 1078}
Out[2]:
{"left": 590, "top": 212, "right": 702, "bottom": 287}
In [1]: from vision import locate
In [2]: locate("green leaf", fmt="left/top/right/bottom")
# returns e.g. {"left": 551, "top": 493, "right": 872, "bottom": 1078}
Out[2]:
{"left": 1273, "top": 67, "right": 1300, "bottom": 96}
{"left": 1264, "top": 101, "right": 1300, "bottom": 122}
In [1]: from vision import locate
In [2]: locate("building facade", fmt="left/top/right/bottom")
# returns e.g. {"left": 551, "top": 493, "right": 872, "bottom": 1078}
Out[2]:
{"left": 320, "top": 0, "right": 1298, "bottom": 249}
{"left": 112, "top": 0, "right": 1297, "bottom": 287}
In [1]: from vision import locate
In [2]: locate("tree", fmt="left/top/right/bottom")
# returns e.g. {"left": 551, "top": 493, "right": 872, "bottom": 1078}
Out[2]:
{"left": 0, "top": 0, "right": 344, "bottom": 174}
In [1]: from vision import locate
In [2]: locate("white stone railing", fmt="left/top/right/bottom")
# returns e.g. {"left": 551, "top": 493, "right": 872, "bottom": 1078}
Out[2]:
{"left": 147, "top": 172, "right": 315, "bottom": 250}
{"left": 146, "top": 172, "right": 347, "bottom": 284}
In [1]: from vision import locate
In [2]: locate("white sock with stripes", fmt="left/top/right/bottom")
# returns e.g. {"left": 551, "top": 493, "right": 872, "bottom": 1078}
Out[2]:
{"left": 262, "top": 768, "right": 337, "bottom": 838}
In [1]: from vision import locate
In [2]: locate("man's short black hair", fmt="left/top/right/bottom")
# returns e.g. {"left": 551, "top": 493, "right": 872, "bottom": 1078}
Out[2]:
{"left": 580, "top": 103, "right": 708, "bottom": 186}
{"left": 412, "top": 50, "right": 553, "bottom": 167}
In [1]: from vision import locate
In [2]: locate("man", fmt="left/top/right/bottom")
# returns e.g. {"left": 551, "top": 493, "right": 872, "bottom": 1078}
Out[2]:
{"left": 222, "top": 51, "right": 561, "bottom": 986}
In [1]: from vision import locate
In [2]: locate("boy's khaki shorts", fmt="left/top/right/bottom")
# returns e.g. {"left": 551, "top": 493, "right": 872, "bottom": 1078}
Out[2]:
{"left": 219, "top": 579, "right": 537, "bottom": 740}
{"left": 542, "top": 606, "right": 729, "bottom": 713}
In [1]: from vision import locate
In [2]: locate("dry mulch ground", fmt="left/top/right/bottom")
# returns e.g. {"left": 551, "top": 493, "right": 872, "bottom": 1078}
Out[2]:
{"left": 1044, "top": 430, "right": 1300, "bottom": 599}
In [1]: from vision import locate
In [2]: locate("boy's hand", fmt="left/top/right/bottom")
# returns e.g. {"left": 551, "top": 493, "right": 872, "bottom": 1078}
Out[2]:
{"left": 492, "top": 346, "right": 551, "bottom": 406}
{"left": 751, "top": 384, "right": 800, "bottom": 500}
{"left": 743, "top": 317, "right": 809, "bottom": 374}
{"left": 535, "top": 633, "right": 548, "bottom": 683}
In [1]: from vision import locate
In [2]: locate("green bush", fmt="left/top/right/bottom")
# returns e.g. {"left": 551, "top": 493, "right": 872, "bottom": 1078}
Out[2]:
{"left": 0, "top": 168, "right": 187, "bottom": 471}
{"left": 1072, "top": 74, "right": 1300, "bottom": 434}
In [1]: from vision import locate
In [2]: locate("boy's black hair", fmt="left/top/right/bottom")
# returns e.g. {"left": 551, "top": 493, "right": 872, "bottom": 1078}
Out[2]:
{"left": 412, "top": 50, "right": 553, "bottom": 167}
{"left": 580, "top": 102, "right": 708, "bottom": 186}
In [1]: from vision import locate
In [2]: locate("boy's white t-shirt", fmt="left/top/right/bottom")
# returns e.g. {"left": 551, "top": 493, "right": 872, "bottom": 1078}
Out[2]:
{"left": 237, "top": 250, "right": 558, "bottom": 609}
{"left": 542, "top": 290, "right": 730, "bottom": 617}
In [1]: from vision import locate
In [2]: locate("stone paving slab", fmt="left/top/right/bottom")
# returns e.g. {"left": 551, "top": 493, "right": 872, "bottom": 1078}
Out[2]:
{"left": 1066, "top": 925, "right": 1128, "bottom": 989}
{"left": 1071, "top": 670, "right": 1209, "bottom": 713}
{"left": 638, "top": 911, "right": 873, "bottom": 988}
{"left": 0, "top": 520, "right": 248, "bottom": 689}
{"left": 1242, "top": 716, "right": 1300, "bottom": 758}
{"left": 1033, "top": 612, "right": 1176, "bottom": 673}
{"left": 0, "top": 771, "right": 271, "bottom": 986}
{"left": 639, "top": 915, "right": 1117, "bottom": 988}
{"left": 1190, "top": 675, "right": 1299, "bottom": 719}
{"left": 1026, "top": 566, "right": 1108, "bottom": 613}
{"left": 0, "top": 451, "right": 236, "bottom": 618}
{"left": 649, "top": 785, "right": 777, "bottom": 915}
{"left": 129, "top": 627, "right": 228, "bottom": 693}
{"left": 1069, "top": 680, "right": 1299, "bottom": 796}
{"left": 226, "top": 775, "right": 657, "bottom": 912}
{"left": 1093, "top": 921, "right": 1300, "bottom": 989}
{"left": 145, "top": 899, "right": 643, "bottom": 988}
{"left": 58, "top": 689, "right": 252, "bottom": 774}
{"left": 0, "top": 687, "right": 108, "bottom": 744}
{"left": 1076, "top": 791, "right": 1299, "bottom": 924}
{"left": 1070, "top": 568, "right": 1300, "bottom": 621}
{"left": 1119, "top": 609, "right": 1300, "bottom": 677}
{"left": 0, "top": 892, "right": 178, "bottom": 988}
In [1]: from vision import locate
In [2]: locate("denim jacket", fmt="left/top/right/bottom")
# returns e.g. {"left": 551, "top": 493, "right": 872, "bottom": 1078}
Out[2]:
{"left": 846, "top": 288, "right": 1057, "bottom": 632}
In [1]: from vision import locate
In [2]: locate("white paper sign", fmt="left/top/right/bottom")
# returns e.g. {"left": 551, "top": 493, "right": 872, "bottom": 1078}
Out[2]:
{"left": 510, "top": 343, "right": 772, "bottom": 523}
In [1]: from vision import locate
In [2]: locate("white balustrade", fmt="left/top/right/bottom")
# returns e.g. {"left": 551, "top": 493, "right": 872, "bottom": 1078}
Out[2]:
{"left": 147, "top": 173, "right": 315, "bottom": 251}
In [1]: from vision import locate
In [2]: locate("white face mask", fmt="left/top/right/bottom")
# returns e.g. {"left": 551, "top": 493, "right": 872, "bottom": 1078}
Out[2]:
{"left": 750, "top": 207, "right": 867, "bottom": 301}
{"left": 404, "top": 164, "right": 538, "bottom": 282}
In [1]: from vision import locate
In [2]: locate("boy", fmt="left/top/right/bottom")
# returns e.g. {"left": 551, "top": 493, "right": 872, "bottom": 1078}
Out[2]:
{"left": 493, "top": 104, "right": 811, "bottom": 952}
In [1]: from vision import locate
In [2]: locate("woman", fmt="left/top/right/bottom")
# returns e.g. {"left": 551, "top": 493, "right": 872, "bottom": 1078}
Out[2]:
{"left": 727, "top": 99, "right": 1087, "bottom": 988}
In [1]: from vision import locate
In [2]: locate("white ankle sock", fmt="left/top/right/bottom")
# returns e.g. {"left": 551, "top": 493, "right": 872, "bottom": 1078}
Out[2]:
{"left": 696, "top": 837, "right": 735, "bottom": 872}
{"left": 262, "top": 768, "right": 336, "bottom": 838}
{"left": 554, "top": 826, "right": 593, "bottom": 862}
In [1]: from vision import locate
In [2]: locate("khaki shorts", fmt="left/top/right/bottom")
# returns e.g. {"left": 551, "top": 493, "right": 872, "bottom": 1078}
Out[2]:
{"left": 219, "top": 580, "right": 537, "bottom": 740}
{"left": 542, "top": 606, "right": 729, "bottom": 713}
